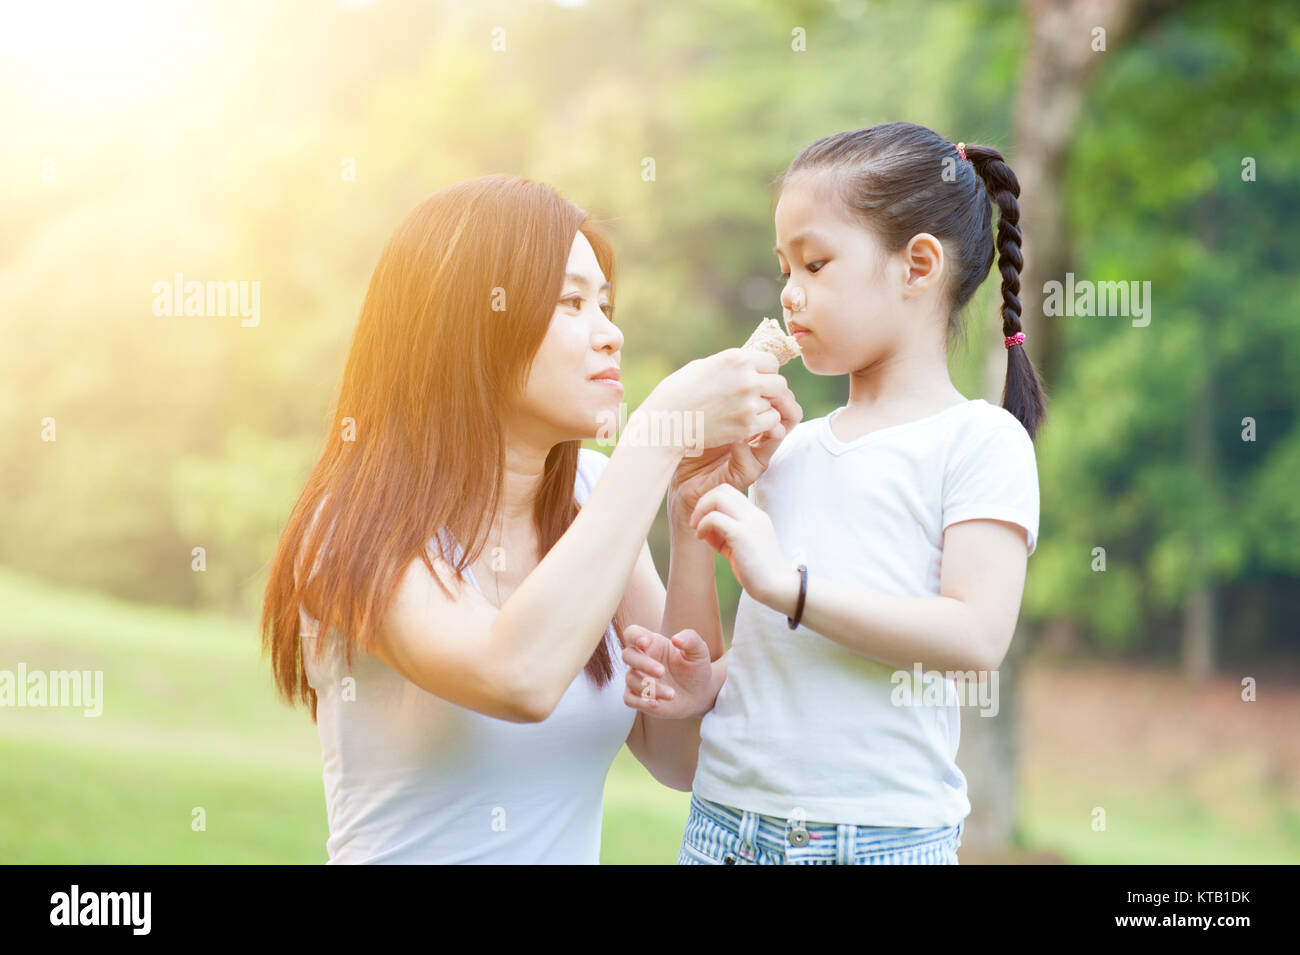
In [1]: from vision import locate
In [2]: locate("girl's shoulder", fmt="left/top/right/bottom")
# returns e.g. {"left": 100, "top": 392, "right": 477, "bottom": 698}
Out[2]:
{"left": 944, "top": 401, "right": 1038, "bottom": 477}
{"left": 951, "top": 399, "right": 1034, "bottom": 447}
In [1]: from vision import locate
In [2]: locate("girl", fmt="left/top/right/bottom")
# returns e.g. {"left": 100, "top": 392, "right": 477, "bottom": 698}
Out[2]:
{"left": 621, "top": 122, "right": 1046, "bottom": 865}
{"left": 260, "top": 175, "right": 799, "bottom": 863}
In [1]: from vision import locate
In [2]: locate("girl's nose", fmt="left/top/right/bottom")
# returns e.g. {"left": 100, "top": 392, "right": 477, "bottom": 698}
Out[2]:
{"left": 783, "top": 286, "right": 806, "bottom": 313}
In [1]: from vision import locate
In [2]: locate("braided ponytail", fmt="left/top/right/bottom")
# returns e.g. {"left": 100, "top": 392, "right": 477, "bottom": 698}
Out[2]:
{"left": 965, "top": 145, "right": 1047, "bottom": 440}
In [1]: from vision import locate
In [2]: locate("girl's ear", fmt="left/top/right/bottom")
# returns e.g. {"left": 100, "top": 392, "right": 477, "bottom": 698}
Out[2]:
{"left": 900, "top": 232, "right": 944, "bottom": 298}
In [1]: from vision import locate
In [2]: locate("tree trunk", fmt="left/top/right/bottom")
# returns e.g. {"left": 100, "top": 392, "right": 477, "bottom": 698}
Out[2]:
{"left": 964, "top": 0, "right": 1168, "bottom": 858}
{"left": 956, "top": 622, "right": 1027, "bottom": 855}
{"left": 1182, "top": 195, "right": 1221, "bottom": 682}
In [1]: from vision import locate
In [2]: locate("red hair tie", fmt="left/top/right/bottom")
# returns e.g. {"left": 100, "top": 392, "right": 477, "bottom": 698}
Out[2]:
{"left": 1005, "top": 331, "right": 1026, "bottom": 349}
{"left": 955, "top": 142, "right": 967, "bottom": 162}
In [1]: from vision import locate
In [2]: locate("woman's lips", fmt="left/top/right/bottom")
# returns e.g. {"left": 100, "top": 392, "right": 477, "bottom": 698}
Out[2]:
{"left": 787, "top": 321, "right": 810, "bottom": 341}
{"left": 592, "top": 369, "right": 626, "bottom": 392}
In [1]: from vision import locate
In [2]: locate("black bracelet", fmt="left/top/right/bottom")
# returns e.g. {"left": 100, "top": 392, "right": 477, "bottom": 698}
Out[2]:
{"left": 787, "top": 564, "right": 807, "bottom": 629}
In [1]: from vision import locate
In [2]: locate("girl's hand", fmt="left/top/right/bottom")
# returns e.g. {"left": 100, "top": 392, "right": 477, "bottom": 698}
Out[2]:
{"left": 667, "top": 384, "right": 802, "bottom": 525}
{"left": 689, "top": 484, "right": 792, "bottom": 608}
{"left": 619, "top": 624, "right": 717, "bottom": 719}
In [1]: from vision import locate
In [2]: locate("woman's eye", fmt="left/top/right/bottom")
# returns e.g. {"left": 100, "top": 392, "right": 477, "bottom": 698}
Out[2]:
{"left": 807, "top": 261, "right": 827, "bottom": 274}
{"left": 563, "top": 295, "right": 615, "bottom": 323}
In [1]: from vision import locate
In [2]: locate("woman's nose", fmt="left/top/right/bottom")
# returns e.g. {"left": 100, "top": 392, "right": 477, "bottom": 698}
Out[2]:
{"left": 594, "top": 319, "right": 622, "bottom": 352}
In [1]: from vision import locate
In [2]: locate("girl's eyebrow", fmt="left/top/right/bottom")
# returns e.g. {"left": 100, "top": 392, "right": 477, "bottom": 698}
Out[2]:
{"left": 772, "top": 229, "right": 831, "bottom": 255}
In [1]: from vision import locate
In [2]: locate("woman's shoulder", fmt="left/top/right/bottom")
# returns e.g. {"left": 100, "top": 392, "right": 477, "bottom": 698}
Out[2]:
{"left": 577, "top": 446, "right": 612, "bottom": 488}
{"left": 578, "top": 446, "right": 612, "bottom": 473}
{"left": 577, "top": 446, "right": 615, "bottom": 503}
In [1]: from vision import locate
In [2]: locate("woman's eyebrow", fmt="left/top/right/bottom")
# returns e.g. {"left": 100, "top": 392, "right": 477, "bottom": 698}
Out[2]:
{"left": 564, "top": 272, "right": 611, "bottom": 292}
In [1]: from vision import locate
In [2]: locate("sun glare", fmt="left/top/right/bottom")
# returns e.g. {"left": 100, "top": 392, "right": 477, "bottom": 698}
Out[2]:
{"left": 0, "top": 0, "right": 194, "bottom": 107}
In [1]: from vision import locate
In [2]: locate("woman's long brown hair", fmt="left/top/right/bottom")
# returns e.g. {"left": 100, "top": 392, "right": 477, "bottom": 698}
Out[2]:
{"left": 261, "top": 175, "right": 622, "bottom": 723}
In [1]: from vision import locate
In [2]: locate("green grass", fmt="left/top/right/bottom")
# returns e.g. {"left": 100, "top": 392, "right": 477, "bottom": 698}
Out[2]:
{"left": 1020, "top": 766, "right": 1300, "bottom": 865}
{"left": 0, "top": 566, "right": 693, "bottom": 863}
{"left": 2, "top": 565, "right": 1295, "bottom": 864}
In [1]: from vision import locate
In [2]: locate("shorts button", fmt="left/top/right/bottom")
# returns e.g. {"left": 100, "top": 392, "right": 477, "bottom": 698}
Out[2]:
{"left": 788, "top": 827, "right": 809, "bottom": 847}
{"left": 724, "top": 854, "right": 736, "bottom": 864}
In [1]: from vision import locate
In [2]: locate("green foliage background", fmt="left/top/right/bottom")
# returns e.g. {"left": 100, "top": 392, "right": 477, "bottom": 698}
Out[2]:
{"left": 1, "top": 0, "right": 1298, "bottom": 864}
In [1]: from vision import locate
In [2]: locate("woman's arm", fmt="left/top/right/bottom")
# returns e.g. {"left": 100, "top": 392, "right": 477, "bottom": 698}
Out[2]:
{"left": 371, "top": 417, "right": 685, "bottom": 723}
{"left": 371, "top": 350, "right": 786, "bottom": 723}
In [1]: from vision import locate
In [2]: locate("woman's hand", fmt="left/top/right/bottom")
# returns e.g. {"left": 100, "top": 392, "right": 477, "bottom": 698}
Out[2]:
{"left": 689, "top": 484, "right": 794, "bottom": 609}
{"left": 620, "top": 624, "right": 719, "bottom": 719}
{"left": 640, "top": 348, "right": 787, "bottom": 451}
{"left": 668, "top": 384, "right": 801, "bottom": 525}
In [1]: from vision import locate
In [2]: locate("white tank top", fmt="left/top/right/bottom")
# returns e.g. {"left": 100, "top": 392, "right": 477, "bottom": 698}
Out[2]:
{"left": 299, "top": 449, "right": 634, "bottom": 863}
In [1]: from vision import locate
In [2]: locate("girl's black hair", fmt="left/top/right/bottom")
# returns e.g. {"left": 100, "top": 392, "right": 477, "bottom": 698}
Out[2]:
{"left": 781, "top": 121, "right": 1047, "bottom": 440}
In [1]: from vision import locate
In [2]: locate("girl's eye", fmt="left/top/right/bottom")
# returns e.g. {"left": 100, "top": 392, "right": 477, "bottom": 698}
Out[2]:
{"left": 776, "top": 262, "right": 825, "bottom": 279}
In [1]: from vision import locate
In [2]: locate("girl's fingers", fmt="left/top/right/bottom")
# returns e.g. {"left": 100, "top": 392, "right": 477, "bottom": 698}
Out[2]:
{"left": 625, "top": 690, "right": 658, "bottom": 710}
{"left": 621, "top": 647, "right": 665, "bottom": 677}
{"left": 690, "top": 482, "right": 749, "bottom": 528}
{"left": 627, "top": 669, "right": 676, "bottom": 699}
{"left": 621, "top": 623, "right": 664, "bottom": 650}
{"left": 696, "top": 511, "right": 741, "bottom": 550}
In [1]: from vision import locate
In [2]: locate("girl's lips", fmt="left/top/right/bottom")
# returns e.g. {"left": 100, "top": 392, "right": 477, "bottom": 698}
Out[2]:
{"left": 792, "top": 330, "right": 810, "bottom": 341}
{"left": 592, "top": 378, "right": 624, "bottom": 394}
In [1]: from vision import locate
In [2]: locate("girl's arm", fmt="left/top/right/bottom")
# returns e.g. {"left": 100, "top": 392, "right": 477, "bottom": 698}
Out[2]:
{"left": 693, "top": 485, "right": 1029, "bottom": 674}
{"left": 623, "top": 390, "right": 803, "bottom": 788}
{"left": 662, "top": 497, "right": 726, "bottom": 660}
{"left": 621, "top": 513, "right": 726, "bottom": 791}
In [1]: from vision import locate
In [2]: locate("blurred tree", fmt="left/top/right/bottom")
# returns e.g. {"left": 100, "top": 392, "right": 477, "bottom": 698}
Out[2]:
{"left": 1023, "top": 0, "right": 1300, "bottom": 667}
{"left": 965, "top": 0, "right": 1183, "bottom": 856}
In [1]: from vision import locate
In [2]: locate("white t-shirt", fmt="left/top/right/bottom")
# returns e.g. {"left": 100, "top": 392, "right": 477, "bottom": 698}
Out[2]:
{"left": 299, "top": 448, "right": 635, "bottom": 863}
{"left": 692, "top": 398, "right": 1039, "bottom": 827}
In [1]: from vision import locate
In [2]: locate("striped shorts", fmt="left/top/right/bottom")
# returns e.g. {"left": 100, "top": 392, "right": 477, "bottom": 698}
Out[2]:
{"left": 677, "top": 792, "right": 963, "bottom": 865}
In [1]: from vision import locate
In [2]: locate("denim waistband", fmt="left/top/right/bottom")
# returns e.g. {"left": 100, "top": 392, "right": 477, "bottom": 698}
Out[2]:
{"left": 689, "top": 792, "right": 962, "bottom": 863}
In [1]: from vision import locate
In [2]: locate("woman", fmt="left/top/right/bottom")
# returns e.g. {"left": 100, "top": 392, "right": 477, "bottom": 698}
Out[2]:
{"left": 261, "top": 174, "right": 801, "bottom": 863}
